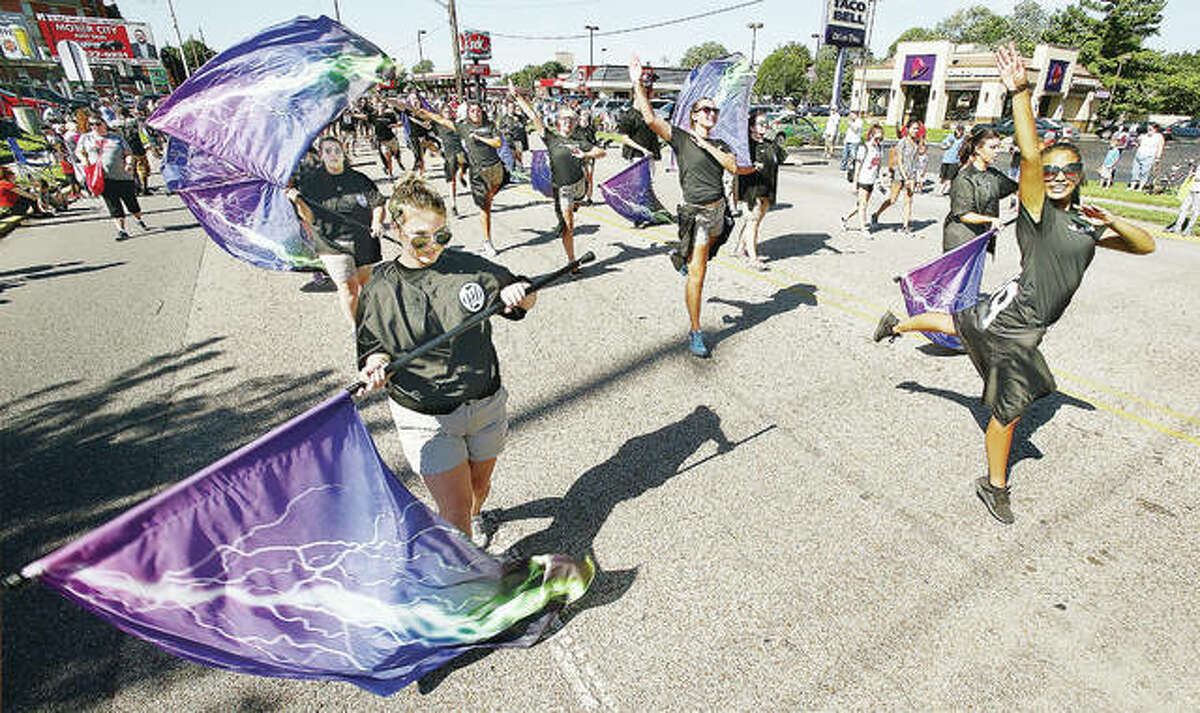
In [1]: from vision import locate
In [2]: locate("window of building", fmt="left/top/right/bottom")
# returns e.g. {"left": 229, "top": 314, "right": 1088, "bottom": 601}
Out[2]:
{"left": 867, "top": 88, "right": 888, "bottom": 118}
{"left": 945, "top": 90, "right": 979, "bottom": 121}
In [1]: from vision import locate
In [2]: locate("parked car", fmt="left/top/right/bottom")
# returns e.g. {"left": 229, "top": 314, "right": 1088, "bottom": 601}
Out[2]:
{"left": 1168, "top": 118, "right": 1200, "bottom": 140}
{"left": 765, "top": 112, "right": 821, "bottom": 148}
{"left": 981, "top": 117, "right": 1076, "bottom": 142}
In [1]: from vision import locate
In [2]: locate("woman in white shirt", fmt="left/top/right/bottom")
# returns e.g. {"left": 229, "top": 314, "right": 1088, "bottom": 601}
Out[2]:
{"left": 840, "top": 123, "right": 884, "bottom": 233}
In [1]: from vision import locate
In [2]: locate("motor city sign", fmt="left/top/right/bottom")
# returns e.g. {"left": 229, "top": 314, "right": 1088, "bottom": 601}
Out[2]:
{"left": 459, "top": 30, "right": 491, "bottom": 61}
{"left": 824, "top": 0, "right": 875, "bottom": 48}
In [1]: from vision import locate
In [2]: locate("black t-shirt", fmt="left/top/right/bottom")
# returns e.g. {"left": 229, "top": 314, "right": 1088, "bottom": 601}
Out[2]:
{"left": 356, "top": 251, "right": 521, "bottom": 414}
{"left": 737, "top": 136, "right": 779, "bottom": 199}
{"left": 456, "top": 119, "right": 501, "bottom": 168}
{"left": 990, "top": 202, "right": 1100, "bottom": 335}
{"left": 502, "top": 115, "right": 528, "bottom": 144}
{"left": 944, "top": 164, "right": 1019, "bottom": 249}
{"left": 617, "top": 108, "right": 661, "bottom": 160}
{"left": 373, "top": 111, "right": 397, "bottom": 142}
{"left": 669, "top": 129, "right": 731, "bottom": 204}
{"left": 120, "top": 122, "right": 146, "bottom": 156}
{"left": 407, "top": 114, "right": 431, "bottom": 141}
{"left": 435, "top": 123, "right": 464, "bottom": 155}
{"left": 297, "top": 167, "right": 384, "bottom": 265}
{"left": 543, "top": 129, "right": 593, "bottom": 187}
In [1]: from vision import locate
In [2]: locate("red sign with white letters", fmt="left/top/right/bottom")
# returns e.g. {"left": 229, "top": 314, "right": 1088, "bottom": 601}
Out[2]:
{"left": 458, "top": 30, "right": 491, "bottom": 60}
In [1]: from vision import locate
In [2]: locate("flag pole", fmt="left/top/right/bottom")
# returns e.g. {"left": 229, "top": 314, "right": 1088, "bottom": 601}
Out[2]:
{"left": 346, "top": 252, "right": 597, "bottom": 395}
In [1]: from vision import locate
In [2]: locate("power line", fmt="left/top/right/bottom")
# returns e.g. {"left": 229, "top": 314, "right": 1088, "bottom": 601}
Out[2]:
{"left": 488, "top": 0, "right": 764, "bottom": 41}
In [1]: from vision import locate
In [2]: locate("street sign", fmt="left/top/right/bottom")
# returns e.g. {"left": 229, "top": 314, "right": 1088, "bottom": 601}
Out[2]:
{"left": 465, "top": 63, "right": 490, "bottom": 77}
{"left": 57, "top": 39, "right": 94, "bottom": 83}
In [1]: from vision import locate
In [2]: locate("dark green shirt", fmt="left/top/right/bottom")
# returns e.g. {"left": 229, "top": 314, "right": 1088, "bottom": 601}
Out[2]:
{"left": 617, "top": 108, "right": 661, "bottom": 160}
{"left": 669, "top": 128, "right": 731, "bottom": 205}
{"left": 435, "top": 123, "right": 464, "bottom": 156}
{"left": 356, "top": 251, "right": 521, "bottom": 415}
{"left": 543, "top": 129, "right": 593, "bottom": 187}
{"left": 943, "top": 163, "right": 1019, "bottom": 251}
{"left": 456, "top": 120, "right": 501, "bottom": 168}
{"left": 990, "top": 202, "right": 1100, "bottom": 336}
{"left": 297, "top": 167, "right": 384, "bottom": 265}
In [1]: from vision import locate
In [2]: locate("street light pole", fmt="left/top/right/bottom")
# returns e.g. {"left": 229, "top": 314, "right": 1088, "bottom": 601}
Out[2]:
{"left": 418, "top": 29, "right": 427, "bottom": 64}
{"left": 446, "top": 0, "right": 464, "bottom": 98}
{"left": 747, "top": 22, "right": 763, "bottom": 66}
{"left": 333, "top": 0, "right": 341, "bottom": 22}
{"left": 167, "top": 0, "right": 191, "bottom": 78}
{"left": 584, "top": 25, "right": 598, "bottom": 70}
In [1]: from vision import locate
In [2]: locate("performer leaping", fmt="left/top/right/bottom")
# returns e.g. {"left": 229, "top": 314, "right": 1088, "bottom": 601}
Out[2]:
{"left": 629, "top": 54, "right": 754, "bottom": 358}
{"left": 509, "top": 83, "right": 605, "bottom": 267}
{"left": 872, "top": 44, "right": 1155, "bottom": 524}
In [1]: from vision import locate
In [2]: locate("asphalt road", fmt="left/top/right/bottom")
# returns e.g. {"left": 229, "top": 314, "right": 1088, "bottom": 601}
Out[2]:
{"left": 2, "top": 144, "right": 1198, "bottom": 712}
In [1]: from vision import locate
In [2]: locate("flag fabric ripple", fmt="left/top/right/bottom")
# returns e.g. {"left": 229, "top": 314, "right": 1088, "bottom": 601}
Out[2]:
{"left": 897, "top": 231, "right": 992, "bottom": 350}
{"left": 22, "top": 393, "right": 593, "bottom": 695}
{"left": 599, "top": 157, "right": 672, "bottom": 226}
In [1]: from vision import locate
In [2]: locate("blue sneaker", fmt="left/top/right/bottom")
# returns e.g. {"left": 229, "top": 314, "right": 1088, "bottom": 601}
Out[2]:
{"left": 688, "top": 330, "right": 710, "bottom": 358}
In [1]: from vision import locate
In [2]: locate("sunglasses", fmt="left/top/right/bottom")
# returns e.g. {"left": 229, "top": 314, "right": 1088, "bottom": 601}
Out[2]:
{"left": 1043, "top": 162, "right": 1083, "bottom": 181}
{"left": 405, "top": 226, "right": 453, "bottom": 250}
{"left": 693, "top": 106, "right": 719, "bottom": 116}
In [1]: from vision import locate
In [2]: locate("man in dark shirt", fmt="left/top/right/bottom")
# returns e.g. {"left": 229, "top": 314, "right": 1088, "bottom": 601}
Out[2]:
{"left": 511, "top": 87, "right": 605, "bottom": 265}
{"left": 372, "top": 105, "right": 402, "bottom": 178}
{"left": 118, "top": 108, "right": 152, "bottom": 195}
{"left": 433, "top": 103, "right": 469, "bottom": 215}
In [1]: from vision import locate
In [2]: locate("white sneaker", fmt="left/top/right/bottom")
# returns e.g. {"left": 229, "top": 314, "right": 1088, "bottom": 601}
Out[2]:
{"left": 482, "top": 240, "right": 498, "bottom": 257}
{"left": 470, "top": 512, "right": 496, "bottom": 550}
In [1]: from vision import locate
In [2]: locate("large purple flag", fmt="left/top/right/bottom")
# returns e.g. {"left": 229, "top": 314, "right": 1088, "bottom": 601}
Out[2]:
{"left": 669, "top": 54, "right": 756, "bottom": 168}
{"left": 21, "top": 393, "right": 593, "bottom": 695}
{"left": 530, "top": 149, "right": 552, "bottom": 197}
{"left": 600, "top": 158, "right": 672, "bottom": 226}
{"left": 148, "top": 16, "right": 393, "bottom": 271}
{"left": 898, "top": 231, "right": 992, "bottom": 350}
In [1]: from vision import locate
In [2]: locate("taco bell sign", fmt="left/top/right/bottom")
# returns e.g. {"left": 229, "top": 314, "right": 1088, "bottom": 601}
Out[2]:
{"left": 459, "top": 29, "right": 491, "bottom": 61}
{"left": 824, "top": 0, "right": 875, "bottom": 48}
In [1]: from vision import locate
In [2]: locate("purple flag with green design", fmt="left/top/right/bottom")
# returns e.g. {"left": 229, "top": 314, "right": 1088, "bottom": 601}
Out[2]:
{"left": 600, "top": 157, "right": 672, "bottom": 226}
{"left": 21, "top": 393, "right": 594, "bottom": 695}
{"left": 670, "top": 54, "right": 756, "bottom": 168}
{"left": 898, "top": 231, "right": 992, "bottom": 350}
{"left": 148, "top": 16, "right": 393, "bottom": 271}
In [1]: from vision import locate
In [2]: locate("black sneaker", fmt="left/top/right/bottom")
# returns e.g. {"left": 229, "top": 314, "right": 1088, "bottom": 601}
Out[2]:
{"left": 873, "top": 311, "right": 900, "bottom": 342}
{"left": 975, "top": 476, "right": 1014, "bottom": 524}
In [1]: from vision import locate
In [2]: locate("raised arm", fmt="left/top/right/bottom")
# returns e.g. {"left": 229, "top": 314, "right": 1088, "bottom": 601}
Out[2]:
{"left": 508, "top": 82, "right": 544, "bottom": 135}
{"left": 996, "top": 43, "right": 1044, "bottom": 220}
{"left": 400, "top": 100, "right": 454, "bottom": 129}
{"left": 629, "top": 54, "right": 671, "bottom": 142}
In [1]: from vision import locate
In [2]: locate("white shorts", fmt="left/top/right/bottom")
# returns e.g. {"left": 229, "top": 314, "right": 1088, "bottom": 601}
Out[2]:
{"left": 388, "top": 386, "right": 509, "bottom": 476}
{"left": 318, "top": 252, "right": 357, "bottom": 283}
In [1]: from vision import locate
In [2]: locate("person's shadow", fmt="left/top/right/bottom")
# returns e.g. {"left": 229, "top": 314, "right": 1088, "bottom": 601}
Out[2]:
{"left": 895, "top": 380, "right": 1096, "bottom": 470}
{"left": 707, "top": 283, "right": 818, "bottom": 347}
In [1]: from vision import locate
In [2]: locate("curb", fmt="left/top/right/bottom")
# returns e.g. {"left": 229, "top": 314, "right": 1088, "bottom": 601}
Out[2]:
{"left": 0, "top": 215, "right": 24, "bottom": 240}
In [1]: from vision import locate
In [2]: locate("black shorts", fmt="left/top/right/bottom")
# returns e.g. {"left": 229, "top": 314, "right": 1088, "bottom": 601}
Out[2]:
{"left": 953, "top": 300, "right": 1055, "bottom": 425}
{"left": 443, "top": 150, "right": 466, "bottom": 182}
{"left": 101, "top": 179, "right": 140, "bottom": 218}
{"left": 940, "top": 163, "right": 960, "bottom": 182}
{"left": 469, "top": 162, "right": 506, "bottom": 208}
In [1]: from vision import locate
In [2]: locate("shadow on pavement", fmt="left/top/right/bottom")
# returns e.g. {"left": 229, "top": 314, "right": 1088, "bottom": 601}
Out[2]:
{"left": 0, "top": 260, "right": 126, "bottom": 304}
{"left": 27, "top": 205, "right": 189, "bottom": 229}
{"left": 894, "top": 380, "right": 1096, "bottom": 471}
{"left": 707, "top": 283, "right": 819, "bottom": 347}
{"left": 1, "top": 338, "right": 342, "bottom": 712}
{"left": 755, "top": 232, "right": 843, "bottom": 260}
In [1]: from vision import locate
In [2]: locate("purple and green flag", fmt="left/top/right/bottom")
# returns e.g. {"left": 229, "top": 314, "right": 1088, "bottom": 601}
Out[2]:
{"left": 530, "top": 149, "right": 552, "bottom": 198}
{"left": 670, "top": 54, "right": 756, "bottom": 168}
{"left": 148, "top": 16, "right": 393, "bottom": 271}
{"left": 897, "top": 231, "right": 992, "bottom": 350}
{"left": 19, "top": 393, "right": 594, "bottom": 695}
{"left": 600, "top": 157, "right": 672, "bottom": 226}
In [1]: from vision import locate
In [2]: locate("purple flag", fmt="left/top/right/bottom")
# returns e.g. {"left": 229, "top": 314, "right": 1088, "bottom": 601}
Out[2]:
{"left": 147, "top": 16, "right": 393, "bottom": 271}
{"left": 600, "top": 157, "right": 672, "bottom": 226}
{"left": 898, "top": 231, "right": 992, "bottom": 350}
{"left": 22, "top": 393, "right": 593, "bottom": 695}
{"left": 530, "top": 149, "right": 552, "bottom": 197}
{"left": 669, "top": 54, "right": 756, "bottom": 168}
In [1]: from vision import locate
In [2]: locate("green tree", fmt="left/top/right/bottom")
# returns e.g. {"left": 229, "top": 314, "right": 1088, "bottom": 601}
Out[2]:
{"left": 754, "top": 43, "right": 811, "bottom": 99}
{"left": 1008, "top": 0, "right": 1051, "bottom": 54}
{"left": 680, "top": 42, "right": 729, "bottom": 69}
{"left": 887, "top": 27, "right": 942, "bottom": 58}
{"left": 811, "top": 45, "right": 864, "bottom": 108}
{"left": 411, "top": 59, "right": 434, "bottom": 75}
{"left": 506, "top": 60, "right": 567, "bottom": 91}
{"left": 934, "top": 6, "right": 1004, "bottom": 42}
{"left": 160, "top": 37, "right": 216, "bottom": 86}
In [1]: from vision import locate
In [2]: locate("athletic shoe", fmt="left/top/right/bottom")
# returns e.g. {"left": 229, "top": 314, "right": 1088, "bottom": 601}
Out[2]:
{"left": 482, "top": 240, "right": 498, "bottom": 257}
{"left": 975, "top": 476, "right": 1014, "bottom": 524}
{"left": 688, "top": 330, "right": 710, "bottom": 358}
{"left": 873, "top": 311, "right": 900, "bottom": 342}
{"left": 748, "top": 257, "right": 768, "bottom": 272}
{"left": 451, "top": 205, "right": 459, "bottom": 219}
{"left": 669, "top": 249, "right": 687, "bottom": 276}
{"left": 115, "top": 229, "right": 130, "bottom": 241}
{"left": 470, "top": 511, "right": 497, "bottom": 550}
{"left": 869, "top": 213, "right": 880, "bottom": 230}
{"left": 137, "top": 219, "right": 152, "bottom": 232}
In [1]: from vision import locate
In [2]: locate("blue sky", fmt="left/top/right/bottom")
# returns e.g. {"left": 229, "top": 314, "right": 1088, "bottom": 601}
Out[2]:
{"left": 118, "top": 0, "right": 1194, "bottom": 74}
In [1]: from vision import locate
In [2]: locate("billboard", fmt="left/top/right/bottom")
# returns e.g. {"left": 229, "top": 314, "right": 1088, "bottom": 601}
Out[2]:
{"left": 0, "top": 12, "right": 36, "bottom": 60}
{"left": 36, "top": 14, "right": 161, "bottom": 66}
{"left": 824, "top": 0, "right": 876, "bottom": 48}
{"left": 458, "top": 29, "right": 491, "bottom": 61}
{"left": 1044, "top": 59, "right": 1069, "bottom": 93}
{"left": 903, "top": 54, "right": 936, "bottom": 84}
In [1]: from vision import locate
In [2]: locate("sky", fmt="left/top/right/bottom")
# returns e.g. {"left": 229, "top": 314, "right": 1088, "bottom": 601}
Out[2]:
{"left": 117, "top": 0, "right": 1195, "bottom": 76}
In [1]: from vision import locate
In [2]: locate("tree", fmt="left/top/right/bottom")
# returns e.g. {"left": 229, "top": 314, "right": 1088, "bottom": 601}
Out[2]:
{"left": 811, "top": 45, "right": 863, "bottom": 108}
{"left": 159, "top": 38, "right": 216, "bottom": 86}
{"left": 754, "top": 43, "right": 811, "bottom": 99}
{"left": 1008, "top": 1, "right": 1051, "bottom": 54}
{"left": 887, "top": 27, "right": 942, "bottom": 58}
{"left": 411, "top": 59, "right": 434, "bottom": 75}
{"left": 680, "top": 42, "right": 729, "bottom": 69}
{"left": 506, "top": 60, "right": 567, "bottom": 91}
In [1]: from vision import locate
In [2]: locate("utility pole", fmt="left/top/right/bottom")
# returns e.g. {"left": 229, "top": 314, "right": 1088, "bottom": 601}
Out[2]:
{"left": 418, "top": 29, "right": 427, "bottom": 64}
{"left": 166, "top": 0, "right": 191, "bottom": 78}
{"left": 446, "top": 0, "right": 464, "bottom": 98}
{"left": 333, "top": 0, "right": 341, "bottom": 22}
{"left": 585, "top": 25, "right": 598, "bottom": 70}
{"left": 747, "top": 22, "right": 763, "bottom": 66}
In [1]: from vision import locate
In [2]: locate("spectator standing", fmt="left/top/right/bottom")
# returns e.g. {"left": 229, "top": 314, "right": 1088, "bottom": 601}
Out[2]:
{"left": 1167, "top": 163, "right": 1200, "bottom": 234}
{"left": 1129, "top": 123, "right": 1164, "bottom": 191}
{"left": 840, "top": 110, "right": 863, "bottom": 172}
{"left": 939, "top": 124, "right": 966, "bottom": 194}
{"left": 823, "top": 105, "right": 841, "bottom": 160}
{"left": 1098, "top": 139, "right": 1120, "bottom": 189}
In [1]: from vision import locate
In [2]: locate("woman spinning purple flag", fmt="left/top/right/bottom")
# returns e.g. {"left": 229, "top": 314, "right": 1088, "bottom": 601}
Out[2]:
{"left": 871, "top": 44, "right": 1155, "bottom": 525}
{"left": 355, "top": 175, "right": 535, "bottom": 548}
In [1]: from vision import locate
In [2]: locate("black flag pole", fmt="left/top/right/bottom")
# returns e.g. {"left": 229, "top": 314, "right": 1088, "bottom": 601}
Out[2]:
{"left": 345, "top": 251, "right": 596, "bottom": 395}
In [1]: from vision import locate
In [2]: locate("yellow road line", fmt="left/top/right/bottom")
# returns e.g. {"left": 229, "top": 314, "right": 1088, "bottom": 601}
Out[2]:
{"left": 512, "top": 185, "right": 1200, "bottom": 449}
